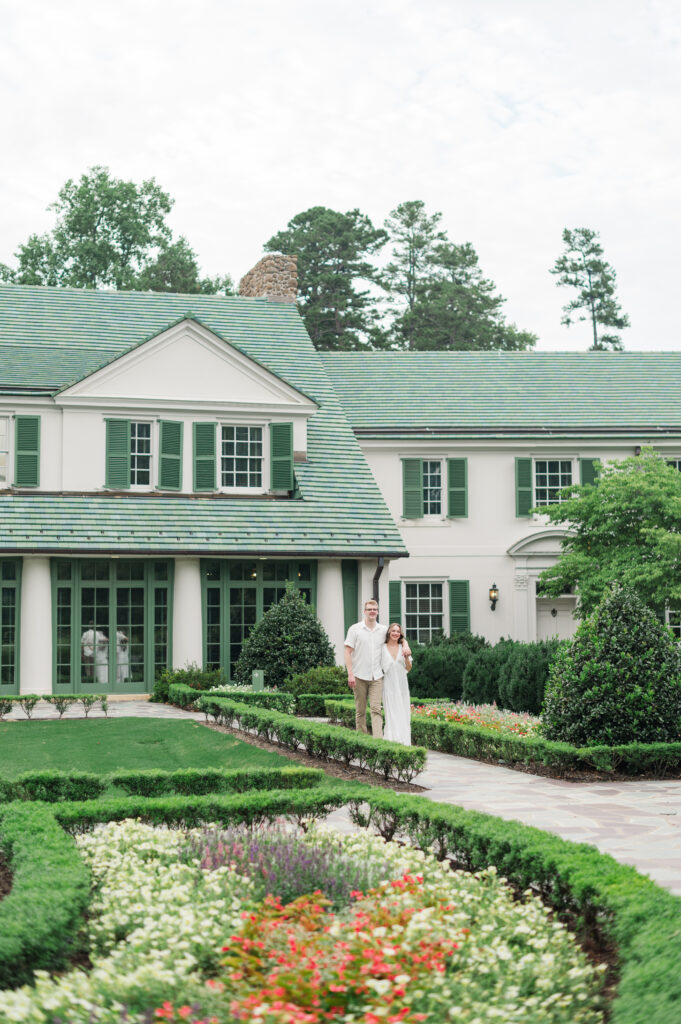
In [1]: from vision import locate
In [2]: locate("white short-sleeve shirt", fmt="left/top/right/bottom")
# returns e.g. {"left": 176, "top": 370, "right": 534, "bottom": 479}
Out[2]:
{"left": 345, "top": 620, "right": 388, "bottom": 680}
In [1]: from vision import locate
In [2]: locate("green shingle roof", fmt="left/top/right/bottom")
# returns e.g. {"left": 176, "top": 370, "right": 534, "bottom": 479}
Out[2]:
{"left": 321, "top": 352, "right": 681, "bottom": 435}
{"left": 0, "top": 285, "right": 406, "bottom": 556}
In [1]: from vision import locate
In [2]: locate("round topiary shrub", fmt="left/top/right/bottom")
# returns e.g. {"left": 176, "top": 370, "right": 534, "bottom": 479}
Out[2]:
{"left": 542, "top": 587, "right": 681, "bottom": 746}
{"left": 233, "top": 584, "right": 335, "bottom": 690}
{"left": 282, "top": 665, "right": 348, "bottom": 697}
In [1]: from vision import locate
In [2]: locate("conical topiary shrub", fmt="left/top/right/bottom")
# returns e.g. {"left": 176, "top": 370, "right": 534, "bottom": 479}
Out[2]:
{"left": 541, "top": 587, "right": 681, "bottom": 746}
{"left": 234, "top": 583, "right": 335, "bottom": 690}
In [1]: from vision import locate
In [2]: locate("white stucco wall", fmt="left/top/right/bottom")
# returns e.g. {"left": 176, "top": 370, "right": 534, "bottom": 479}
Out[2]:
{"left": 358, "top": 437, "right": 681, "bottom": 644}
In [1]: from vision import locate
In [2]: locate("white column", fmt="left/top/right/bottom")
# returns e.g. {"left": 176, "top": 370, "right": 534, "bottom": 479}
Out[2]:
{"left": 315, "top": 559, "right": 345, "bottom": 664}
{"left": 20, "top": 556, "right": 52, "bottom": 695}
{"left": 513, "top": 573, "right": 531, "bottom": 642}
{"left": 172, "top": 557, "right": 203, "bottom": 669}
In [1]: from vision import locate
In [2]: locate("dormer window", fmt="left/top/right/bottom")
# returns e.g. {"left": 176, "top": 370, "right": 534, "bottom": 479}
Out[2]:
{"left": 221, "top": 426, "right": 263, "bottom": 489}
{"left": 130, "top": 422, "right": 152, "bottom": 486}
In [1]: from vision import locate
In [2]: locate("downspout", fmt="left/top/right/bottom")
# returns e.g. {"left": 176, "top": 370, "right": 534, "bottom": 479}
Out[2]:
{"left": 372, "top": 556, "right": 385, "bottom": 610}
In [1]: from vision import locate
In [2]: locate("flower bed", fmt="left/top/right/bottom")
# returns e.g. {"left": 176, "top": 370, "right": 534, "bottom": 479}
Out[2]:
{"left": 412, "top": 701, "right": 541, "bottom": 737}
{"left": 0, "top": 821, "right": 605, "bottom": 1024}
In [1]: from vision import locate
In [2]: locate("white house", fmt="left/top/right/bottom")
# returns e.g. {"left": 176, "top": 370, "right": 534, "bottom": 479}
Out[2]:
{"left": 2, "top": 255, "right": 680, "bottom": 696}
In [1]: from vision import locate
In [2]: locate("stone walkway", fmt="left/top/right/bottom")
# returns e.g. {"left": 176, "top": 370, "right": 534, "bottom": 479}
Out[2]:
{"left": 5, "top": 697, "right": 681, "bottom": 896}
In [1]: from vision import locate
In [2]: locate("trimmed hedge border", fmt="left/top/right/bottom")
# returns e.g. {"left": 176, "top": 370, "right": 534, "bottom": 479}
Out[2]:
{"left": 325, "top": 700, "right": 681, "bottom": 777}
{"left": 0, "top": 766, "right": 324, "bottom": 803}
{"left": 1, "top": 785, "right": 680, "bottom": 1021}
{"left": 197, "top": 695, "right": 426, "bottom": 782}
{"left": 0, "top": 802, "right": 91, "bottom": 987}
{"left": 168, "top": 683, "right": 296, "bottom": 714}
{"left": 0, "top": 694, "right": 108, "bottom": 720}
{"left": 168, "top": 684, "right": 343, "bottom": 718}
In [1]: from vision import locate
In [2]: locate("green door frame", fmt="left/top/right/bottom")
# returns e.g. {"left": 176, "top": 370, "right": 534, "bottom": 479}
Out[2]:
{"left": 51, "top": 559, "right": 173, "bottom": 694}
{"left": 0, "top": 559, "right": 22, "bottom": 695}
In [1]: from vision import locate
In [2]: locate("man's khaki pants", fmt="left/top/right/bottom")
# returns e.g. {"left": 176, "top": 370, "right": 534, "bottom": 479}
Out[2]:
{"left": 354, "top": 676, "right": 384, "bottom": 737}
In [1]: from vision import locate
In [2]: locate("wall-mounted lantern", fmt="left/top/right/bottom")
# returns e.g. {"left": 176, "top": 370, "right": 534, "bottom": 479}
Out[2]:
{"left": 489, "top": 583, "right": 499, "bottom": 611}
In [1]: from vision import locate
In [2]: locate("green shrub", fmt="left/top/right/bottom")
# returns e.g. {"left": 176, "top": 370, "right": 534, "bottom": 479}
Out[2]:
{"left": 169, "top": 683, "right": 295, "bottom": 715}
{"left": 7, "top": 771, "right": 107, "bottom": 803}
{"left": 110, "top": 766, "right": 323, "bottom": 797}
{"left": 0, "top": 698, "right": 13, "bottom": 719}
{"left": 409, "top": 633, "right": 488, "bottom": 700}
{"left": 151, "top": 664, "right": 225, "bottom": 703}
{"left": 461, "top": 639, "right": 519, "bottom": 705}
{"left": 0, "top": 803, "right": 91, "bottom": 987}
{"left": 542, "top": 587, "right": 681, "bottom": 746}
{"left": 283, "top": 665, "right": 348, "bottom": 697}
{"left": 498, "top": 639, "right": 561, "bottom": 715}
{"left": 234, "top": 584, "right": 334, "bottom": 690}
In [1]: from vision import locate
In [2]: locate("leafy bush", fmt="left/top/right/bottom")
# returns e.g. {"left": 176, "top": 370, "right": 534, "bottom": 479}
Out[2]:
{"left": 0, "top": 698, "right": 13, "bottom": 720}
{"left": 542, "top": 587, "right": 681, "bottom": 746}
{"left": 110, "top": 766, "right": 323, "bottom": 797}
{"left": 152, "top": 665, "right": 225, "bottom": 703}
{"left": 0, "top": 803, "right": 91, "bottom": 987}
{"left": 4, "top": 771, "right": 107, "bottom": 803}
{"left": 498, "top": 639, "right": 562, "bottom": 715}
{"left": 409, "top": 633, "right": 488, "bottom": 700}
{"left": 282, "top": 665, "right": 348, "bottom": 697}
{"left": 234, "top": 584, "right": 334, "bottom": 690}
{"left": 461, "top": 639, "right": 519, "bottom": 705}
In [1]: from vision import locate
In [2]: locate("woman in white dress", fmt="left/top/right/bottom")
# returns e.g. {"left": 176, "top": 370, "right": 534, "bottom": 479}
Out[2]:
{"left": 380, "top": 623, "right": 412, "bottom": 745}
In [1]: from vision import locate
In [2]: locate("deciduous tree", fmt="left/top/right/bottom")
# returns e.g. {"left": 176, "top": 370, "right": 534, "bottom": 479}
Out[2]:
{"left": 550, "top": 227, "right": 629, "bottom": 351}
{"left": 537, "top": 449, "right": 681, "bottom": 617}
{"left": 1, "top": 166, "right": 231, "bottom": 294}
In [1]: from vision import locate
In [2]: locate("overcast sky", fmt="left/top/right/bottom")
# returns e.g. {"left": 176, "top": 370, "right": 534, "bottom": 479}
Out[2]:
{"left": 2, "top": 0, "right": 679, "bottom": 351}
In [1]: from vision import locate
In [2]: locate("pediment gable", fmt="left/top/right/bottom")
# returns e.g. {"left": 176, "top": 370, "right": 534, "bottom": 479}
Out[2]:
{"left": 507, "top": 529, "right": 572, "bottom": 559}
{"left": 57, "top": 319, "right": 317, "bottom": 413}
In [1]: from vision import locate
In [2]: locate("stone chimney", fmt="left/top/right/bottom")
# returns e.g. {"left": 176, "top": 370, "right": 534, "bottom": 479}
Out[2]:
{"left": 238, "top": 253, "right": 298, "bottom": 303}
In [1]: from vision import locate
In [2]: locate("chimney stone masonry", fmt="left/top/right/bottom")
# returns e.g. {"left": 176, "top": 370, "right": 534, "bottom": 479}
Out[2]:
{"left": 238, "top": 253, "right": 298, "bottom": 303}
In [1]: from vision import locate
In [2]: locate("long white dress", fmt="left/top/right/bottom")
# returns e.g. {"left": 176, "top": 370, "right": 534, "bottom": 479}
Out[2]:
{"left": 380, "top": 645, "right": 411, "bottom": 745}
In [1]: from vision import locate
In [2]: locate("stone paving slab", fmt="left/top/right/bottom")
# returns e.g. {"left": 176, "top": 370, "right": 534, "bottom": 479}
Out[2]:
{"left": 3, "top": 698, "right": 681, "bottom": 895}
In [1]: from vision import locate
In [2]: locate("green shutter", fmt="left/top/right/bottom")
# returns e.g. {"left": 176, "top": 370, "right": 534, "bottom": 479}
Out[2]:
{"left": 389, "top": 580, "right": 402, "bottom": 623}
{"left": 193, "top": 422, "right": 216, "bottom": 491}
{"left": 447, "top": 458, "right": 468, "bottom": 517}
{"left": 159, "top": 421, "right": 183, "bottom": 490}
{"left": 270, "top": 422, "right": 293, "bottom": 491}
{"left": 402, "top": 459, "right": 423, "bottom": 518}
{"left": 341, "top": 560, "right": 359, "bottom": 636}
{"left": 580, "top": 458, "right": 599, "bottom": 487}
{"left": 105, "top": 419, "right": 130, "bottom": 489}
{"left": 449, "top": 580, "right": 470, "bottom": 635}
{"left": 515, "top": 457, "right": 533, "bottom": 517}
{"left": 14, "top": 415, "right": 40, "bottom": 486}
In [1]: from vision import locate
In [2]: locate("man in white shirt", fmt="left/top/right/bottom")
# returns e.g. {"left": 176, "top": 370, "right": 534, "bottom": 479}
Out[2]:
{"left": 344, "top": 599, "right": 410, "bottom": 737}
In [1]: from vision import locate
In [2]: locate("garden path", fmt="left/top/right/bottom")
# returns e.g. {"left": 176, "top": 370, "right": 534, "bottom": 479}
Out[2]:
{"left": 6, "top": 697, "right": 681, "bottom": 896}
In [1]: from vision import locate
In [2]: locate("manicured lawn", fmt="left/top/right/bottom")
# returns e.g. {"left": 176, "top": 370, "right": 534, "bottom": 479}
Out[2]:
{"left": 0, "top": 718, "right": 294, "bottom": 778}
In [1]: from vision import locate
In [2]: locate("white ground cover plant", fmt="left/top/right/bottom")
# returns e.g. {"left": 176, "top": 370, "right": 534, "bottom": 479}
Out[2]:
{"left": 0, "top": 821, "right": 606, "bottom": 1024}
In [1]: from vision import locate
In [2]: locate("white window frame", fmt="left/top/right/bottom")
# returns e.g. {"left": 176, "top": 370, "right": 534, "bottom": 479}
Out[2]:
{"left": 0, "top": 415, "right": 9, "bottom": 489}
{"left": 404, "top": 579, "right": 446, "bottom": 644}
{"left": 129, "top": 420, "right": 154, "bottom": 491}
{"left": 422, "top": 459, "right": 443, "bottom": 516}
{"left": 534, "top": 457, "right": 574, "bottom": 507}
{"left": 666, "top": 458, "right": 681, "bottom": 472}
{"left": 218, "top": 422, "right": 267, "bottom": 495}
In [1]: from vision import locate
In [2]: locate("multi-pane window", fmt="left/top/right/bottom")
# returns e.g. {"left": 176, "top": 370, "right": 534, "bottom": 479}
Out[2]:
{"left": 130, "top": 422, "right": 151, "bottom": 485}
{"left": 405, "top": 582, "right": 443, "bottom": 644}
{"left": 535, "top": 460, "right": 572, "bottom": 505}
{"left": 221, "top": 426, "right": 263, "bottom": 488}
{"left": 0, "top": 417, "right": 8, "bottom": 485}
{"left": 667, "top": 459, "right": 681, "bottom": 472}
{"left": 423, "top": 461, "right": 442, "bottom": 515}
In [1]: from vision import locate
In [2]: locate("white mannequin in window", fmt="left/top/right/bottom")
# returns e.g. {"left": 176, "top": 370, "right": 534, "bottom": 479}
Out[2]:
{"left": 116, "top": 630, "right": 130, "bottom": 683}
{"left": 81, "top": 623, "right": 108, "bottom": 684}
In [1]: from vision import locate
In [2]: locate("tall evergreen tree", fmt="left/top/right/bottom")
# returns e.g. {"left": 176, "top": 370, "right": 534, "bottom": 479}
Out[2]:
{"left": 550, "top": 227, "right": 630, "bottom": 351}
{"left": 264, "top": 206, "right": 387, "bottom": 350}
{"left": 399, "top": 242, "right": 537, "bottom": 351}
